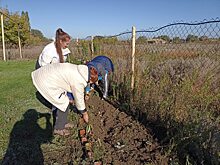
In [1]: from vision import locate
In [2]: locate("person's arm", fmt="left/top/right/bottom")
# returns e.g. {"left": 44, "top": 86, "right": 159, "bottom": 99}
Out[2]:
{"left": 62, "top": 48, "right": 71, "bottom": 62}
{"left": 71, "top": 84, "right": 89, "bottom": 123}
{"left": 39, "top": 44, "right": 56, "bottom": 66}
{"left": 50, "top": 57, "right": 59, "bottom": 64}
{"left": 77, "top": 108, "right": 88, "bottom": 123}
{"left": 81, "top": 110, "right": 89, "bottom": 123}
{"left": 103, "top": 71, "right": 109, "bottom": 99}
{"left": 85, "top": 84, "right": 91, "bottom": 94}
{"left": 84, "top": 84, "right": 91, "bottom": 101}
{"left": 84, "top": 83, "right": 96, "bottom": 101}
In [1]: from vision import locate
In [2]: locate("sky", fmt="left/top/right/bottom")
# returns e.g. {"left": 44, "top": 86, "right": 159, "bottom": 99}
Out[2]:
{"left": 1, "top": 0, "right": 219, "bottom": 39}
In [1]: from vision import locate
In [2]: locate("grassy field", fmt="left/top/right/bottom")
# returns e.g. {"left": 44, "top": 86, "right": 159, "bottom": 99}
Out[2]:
{"left": 0, "top": 60, "right": 51, "bottom": 160}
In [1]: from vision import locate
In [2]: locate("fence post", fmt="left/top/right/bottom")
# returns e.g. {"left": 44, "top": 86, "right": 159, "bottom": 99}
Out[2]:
{"left": 1, "top": 14, "right": 6, "bottom": 61}
{"left": 91, "top": 36, "right": 94, "bottom": 58}
{"left": 18, "top": 30, "right": 22, "bottom": 59}
{"left": 131, "top": 26, "right": 136, "bottom": 90}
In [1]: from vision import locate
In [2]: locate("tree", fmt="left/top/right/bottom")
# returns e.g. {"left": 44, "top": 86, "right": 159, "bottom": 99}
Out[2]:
{"left": 173, "top": 37, "right": 181, "bottom": 43}
{"left": 199, "top": 36, "right": 208, "bottom": 41}
{"left": 29, "top": 29, "right": 49, "bottom": 45}
{"left": 0, "top": 8, "right": 48, "bottom": 46}
{"left": 4, "top": 12, "right": 20, "bottom": 46}
{"left": 156, "top": 35, "right": 170, "bottom": 42}
{"left": 31, "top": 29, "right": 44, "bottom": 38}
{"left": 0, "top": 9, "right": 17, "bottom": 45}
{"left": 186, "top": 34, "right": 199, "bottom": 42}
{"left": 136, "top": 36, "right": 148, "bottom": 43}
{"left": 19, "top": 11, "right": 31, "bottom": 45}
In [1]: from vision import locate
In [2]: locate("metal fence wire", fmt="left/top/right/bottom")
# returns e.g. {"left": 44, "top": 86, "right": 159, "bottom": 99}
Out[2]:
{"left": 86, "top": 20, "right": 220, "bottom": 163}
{"left": 92, "top": 19, "right": 220, "bottom": 59}
{"left": 134, "top": 19, "right": 220, "bottom": 91}
{"left": 135, "top": 19, "right": 220, "bottom": 62}
{"left": 77, "top": 19, "right": 220, "bottom": 91}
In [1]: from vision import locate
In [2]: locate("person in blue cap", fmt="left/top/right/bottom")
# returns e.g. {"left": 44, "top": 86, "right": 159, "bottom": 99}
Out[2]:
{"left": 86, "top": 55, "right": 114, "bottom": 99}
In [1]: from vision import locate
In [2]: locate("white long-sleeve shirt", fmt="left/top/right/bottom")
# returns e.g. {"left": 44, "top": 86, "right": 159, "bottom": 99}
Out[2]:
{"left": 32, "top": 63, "right": 88, "bottom": 112}
{"left": 38, "top": 42, "right": 71, "bottom": 67}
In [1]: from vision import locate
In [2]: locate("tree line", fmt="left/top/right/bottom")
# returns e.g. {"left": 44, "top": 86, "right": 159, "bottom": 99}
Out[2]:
{"left": 0, "top": 8, "right": 49, "bottom": 47}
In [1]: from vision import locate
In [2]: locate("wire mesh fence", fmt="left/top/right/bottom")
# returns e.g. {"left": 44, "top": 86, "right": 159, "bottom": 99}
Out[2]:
{"left": 133, "top": 19, "right": 220, "bottom": 101}
{"left": 84, "top": 19, "right": 219, "bottom": 164}
{"left": 76, "top": 19, "right": 220, "bottom": 64}
{"left": 75, "top": 19, "right": 220, "bottom": 94}
{"left": 135, "top": 19, "right": 220, "bottom": 72}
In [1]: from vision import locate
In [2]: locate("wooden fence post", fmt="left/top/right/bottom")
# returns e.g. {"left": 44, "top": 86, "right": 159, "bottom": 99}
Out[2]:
{"left": 1, "top": 14, "right": 6, "bottom": 61}
{"left": 18, "top": 30, "right": 22, "bottom": 59}
{"left": 91, "top": 36, "right": 94, "bottom": 58}
{"left": 131, "top": 26, "right": 136, "bottom": 90}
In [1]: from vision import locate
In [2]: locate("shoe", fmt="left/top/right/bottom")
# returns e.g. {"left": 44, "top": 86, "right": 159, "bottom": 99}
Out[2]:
{"left": 65, "top": 123, "right": 74, "bottom": 129}
{"left": 54, "top": 129, "right": 70, "bottom": 136}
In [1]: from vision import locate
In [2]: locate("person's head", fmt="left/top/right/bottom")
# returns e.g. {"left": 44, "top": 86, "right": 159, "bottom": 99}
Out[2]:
{"left": 55, "top": 28, "right": 71, "bottom": 63}
{"left": 89, "top": 67, "right": 98, "bottom": 83}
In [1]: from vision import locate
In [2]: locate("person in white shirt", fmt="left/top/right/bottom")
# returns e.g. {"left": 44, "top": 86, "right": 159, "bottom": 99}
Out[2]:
{"left": 35, "top": 28, "right": 73, "bottom": 103}
{"left": 32, "top": 63, "right": 99, "bottom": 136}
{"left": 35, "top": 28, "right": 71, "bottom": 69}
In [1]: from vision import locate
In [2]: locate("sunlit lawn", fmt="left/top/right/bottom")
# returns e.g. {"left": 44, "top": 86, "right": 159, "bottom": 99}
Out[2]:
{"left": 0, "top": 60, "right": 50, "bottom": 160}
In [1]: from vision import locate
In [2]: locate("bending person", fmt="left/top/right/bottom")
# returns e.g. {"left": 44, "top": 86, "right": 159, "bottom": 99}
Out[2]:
{"left": 86, "top": 55, "right": 114, "bottom": 99}
{"left": 31, "top": 63, "right": 98, "bottom": 136}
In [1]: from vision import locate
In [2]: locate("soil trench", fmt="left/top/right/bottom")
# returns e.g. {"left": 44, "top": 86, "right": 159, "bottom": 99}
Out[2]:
{"left": 43, "top": 95, "right": 167, "bottom": 165}
{"left": 85, "top": 95, "right": 167, "bottom": 164}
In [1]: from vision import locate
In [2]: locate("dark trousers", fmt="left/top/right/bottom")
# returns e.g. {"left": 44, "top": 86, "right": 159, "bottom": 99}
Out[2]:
{"left": 35, "top": 60, "right": 41, "bottom": 70}
{"left": 53, "top": 108, "right": 69, "bottom": 130}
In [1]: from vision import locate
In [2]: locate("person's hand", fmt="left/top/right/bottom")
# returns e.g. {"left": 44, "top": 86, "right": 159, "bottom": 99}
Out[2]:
{"left": 85, "top": 94, "right": 90, "bottom": 101}
{"left": 95, "top": 81, "right": 99, "bottom": 86}
{"left": 82, "top": 112, "right": 89, "bottom": 123}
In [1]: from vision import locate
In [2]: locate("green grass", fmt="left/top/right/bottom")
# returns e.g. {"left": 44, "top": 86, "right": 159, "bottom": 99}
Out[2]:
{"left": 0, "top": 60, "right": 90, "bottom": 164}
{"left": 0, "top": 60, "right": 51, "bottom": 160}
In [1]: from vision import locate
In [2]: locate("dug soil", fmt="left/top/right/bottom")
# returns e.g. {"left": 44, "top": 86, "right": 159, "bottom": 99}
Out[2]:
{"left": 42, "top": 95, "right": 168, "bottom": 165}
